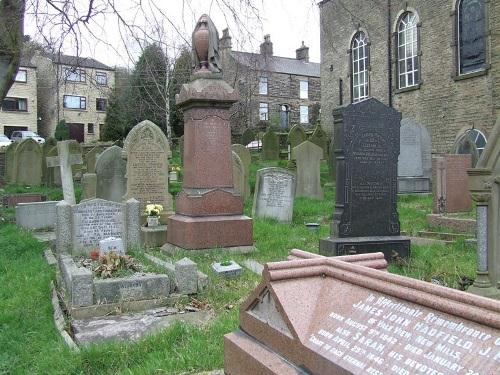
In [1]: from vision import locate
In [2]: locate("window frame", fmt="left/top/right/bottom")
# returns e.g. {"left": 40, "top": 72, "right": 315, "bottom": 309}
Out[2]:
{"left": 299, "top": 105, "right": 309, "bottom": 124}
{"left": 63, "top": 95, "right": 87, "bottom": 110}
{"left": 396, "top": 12, "right": 420, "bottom": 90}
{"left": 258, "top": 76, "right": 268, "bottom": 95}
{"left": 299, "top": 80, "right": 309, "bottom": 99}
{"left": 349, "top": 31, "right": 370, "bottom": 103}
{"left": 64, "top": 67, "right": 86, "bottom": 83}
{"left": 96, "top": 72, "right": 108, "bottom": 86}
{"left": 87, "top": 123, "right": 95, "bottom": 134}
{"left": 2, "top": 97, "right": 28, "bottom": 112}
{"left": 96, "top": 98, "right": 107, "bottom": 112}
{"left": 259, "top": 102, "right": 269, "bottom": 121}
{"left": 14, "top": 69, "right": 27, "bottom": 83}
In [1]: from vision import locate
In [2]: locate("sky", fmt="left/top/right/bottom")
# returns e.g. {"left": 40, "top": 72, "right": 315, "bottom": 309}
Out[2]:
{"left": 25, "top": 0, "right": 320, "bottom": 68}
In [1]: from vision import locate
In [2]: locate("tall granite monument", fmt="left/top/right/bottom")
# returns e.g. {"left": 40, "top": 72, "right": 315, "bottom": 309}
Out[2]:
{"left": 166, "top": 14, "right": 253, "bottom": 250}
{"left": 320, "top": 99, "right": 410, "bottom": 261}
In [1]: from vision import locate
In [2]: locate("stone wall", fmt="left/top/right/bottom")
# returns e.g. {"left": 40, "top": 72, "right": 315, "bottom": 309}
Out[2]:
{"left": 320, "top": 0, "right": 497, "bottom": 152}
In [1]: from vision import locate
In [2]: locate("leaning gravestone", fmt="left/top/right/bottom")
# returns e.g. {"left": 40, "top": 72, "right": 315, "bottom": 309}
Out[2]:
{"left": 15, "top": 138, "right": 43, "bottom": 186}
{"left": 5, "top": 142, "right": 19, "bottom": 183}
{"left": 84, "top": 145, "right": 105, "bottom": 174}
{"left": 123, "top": 120, "right": 173, "bottom": 215}
{"left": 262, "top": 129, "right": 279, "bottom": 161}
{"left": 241, "top": 128, "right": 256, "bottom": 147}
{"left": 96, "top": 145, "right": 127, "bottom": 203}
{"left": 309, "top": 124, "right": 328, "bottom": 159}
{"left": 232, "top": 151, "right": 245, "bottom": 200}
{"left": 287, "top": 124, "right": 307, "bottom": 150}
{"left": 292, "top": 140, "right": 324, "bottom": 199}
{"left": 398, "top": 119, "right": 432, "bottom": 193}
{"left": 320, "top": 98, "right": 410, "bottom": 262}
{"left": 225, "top": 252, "right": 500, "bottom": 375}
{"left": 252, "top": 167, "right": 296, "bottom": 223}
{"left": 231, "top": 144, "right": 251, "bottom": 200}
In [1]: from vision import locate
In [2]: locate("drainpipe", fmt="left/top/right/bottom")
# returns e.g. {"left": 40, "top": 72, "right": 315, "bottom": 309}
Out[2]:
{"left": 387, "top": 0, "right": 393, "bottom": 107}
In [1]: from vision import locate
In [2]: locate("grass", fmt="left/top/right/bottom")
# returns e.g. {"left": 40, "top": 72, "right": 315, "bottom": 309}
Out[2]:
{"left": 0, "top": 155, "right": 478, "bottom": 374}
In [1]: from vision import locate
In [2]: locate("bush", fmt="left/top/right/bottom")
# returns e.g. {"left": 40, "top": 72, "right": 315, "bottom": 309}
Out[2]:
{"left": 54, "top": 119, "right": 69, "bottom": 141}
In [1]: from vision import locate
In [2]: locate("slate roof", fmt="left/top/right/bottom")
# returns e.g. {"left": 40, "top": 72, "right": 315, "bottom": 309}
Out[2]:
{"left": 231, "top": 51, "right": 320, "bottom": 77}
{"left": 47, "top": 53, "right": 114, "bottom": 71}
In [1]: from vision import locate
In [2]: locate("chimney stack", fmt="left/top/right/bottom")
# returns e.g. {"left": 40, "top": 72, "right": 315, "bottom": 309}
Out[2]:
{"left": 296, "top": 41, "right": 309, "bottom": 62}
{"left": 260, "top": 34, "right": 273, "bottom": 57}
{"left": 220, "top": 28, "right": 232, "bottom": 50}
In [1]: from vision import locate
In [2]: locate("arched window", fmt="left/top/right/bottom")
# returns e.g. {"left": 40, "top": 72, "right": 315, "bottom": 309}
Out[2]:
{"left": 397, "top": 12, "right": 419, "bottom": 89}
{"left": 351, "top": 32, "right": 369, "bottom": 103}
{"left": 457, "top": 0, "right": 486, "bottom": 75}
{"left": 458, "top": 129, "right": 487, "bottom": 155}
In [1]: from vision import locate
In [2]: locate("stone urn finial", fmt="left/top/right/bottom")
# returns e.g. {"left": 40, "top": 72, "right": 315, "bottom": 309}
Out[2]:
{"left": 192, "top": 14, "right": 221, "bottom": 74}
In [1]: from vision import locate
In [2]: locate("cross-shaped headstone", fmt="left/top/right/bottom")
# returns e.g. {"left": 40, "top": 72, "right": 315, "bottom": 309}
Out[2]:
{"left": 46, "top": 141, "right": 83, "bottom": 205}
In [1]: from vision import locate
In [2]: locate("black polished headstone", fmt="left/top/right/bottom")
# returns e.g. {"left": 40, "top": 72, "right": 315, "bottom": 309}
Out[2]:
{"left": 320, "top": 98, "right": 410, "bottom": 261}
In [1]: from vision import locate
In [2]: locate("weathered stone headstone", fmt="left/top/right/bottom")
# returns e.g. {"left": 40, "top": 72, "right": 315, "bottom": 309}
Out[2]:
{"left": 287, "top": 124, "right": 307, "bottom": 150}
{"left": 432, "top": 155, "right": 472, "bottom": 213}
{"left": 4, "top": 142, "right": 19, "bottom": 183}
{"left": 81, "top": 173, "right": 97, "bottom": 200}
{"left": 16, "top": 201, "right": 58, "bottom": 230}
{"left": 69, "top": 140, "right": 84, "bottom": 178}
{"left": 95, "top": 145, "right": 127, "bottom": 203}
{"left": 231, "top": 144, "right": 251, "bottom": 200}
{"left": 468, "top": 118, "right": 500, "bottom": 300}
{"left": 262, "top": 129, "right": 279, "bottom": 160}
{"left": 232, "top": 151, "right": 245, "bottom": 200}
{"left": 292, "top": 140, "right": 324, "bottom": 199}
{"left": 252, "top": 167, "right": 296, "bottom": 223}
{"left": 225, "top": 251, "right": 500, "bottom": 375}
{"left": 455, "top": 132, "right": 480, "bottom": 167}
{"left": 320, "top": 98, "right": 410, "bottom": 261}
{"left": 42, "top": 137, "right": 57, "bottom": 185}
{"left": 309, "top": 124, "right": 328, "bottom": 159}
{"left": 84, "top": 145, "right": 104, "bottom": 174}
{"left": 15, "top": 139, "right": 43, "bottom": 186}
{"left": 123, "top": 120, "right": 173, "bottom": 216}
{"left": 328, "top": 138, "right": 335, "bottom": 184}
{"left": 56, "top": 198, "right": 140, "bottom": 255}
{"left": 45, "top": 146, "right": 61, "bottom": 187}
{"left": 398, "top": 119, "right": 432, "bottom": 193}
{"left": 241, "top": 128, "right": 256, "bottom": 147}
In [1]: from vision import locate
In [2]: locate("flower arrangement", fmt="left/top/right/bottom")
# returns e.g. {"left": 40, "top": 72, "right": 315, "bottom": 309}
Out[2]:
{"left": 170, "top": 165, "right": 182, "bottom": 172}
{"left": 145, "top": 204, "right": 163, "bottom": 217}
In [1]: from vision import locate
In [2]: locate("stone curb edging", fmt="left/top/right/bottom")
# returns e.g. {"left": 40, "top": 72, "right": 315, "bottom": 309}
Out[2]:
{"left": 50, "top": 281, "right": 80, "bottom": 352}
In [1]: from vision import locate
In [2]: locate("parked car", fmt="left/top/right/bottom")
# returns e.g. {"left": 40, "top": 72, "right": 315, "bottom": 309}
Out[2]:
{"left": 245, "top": 140, "right": 262, "bottom": 150}
{"left": 10, "top": 130, "right": 45, "bottom": 144}
{"left": 0, "top": 134, "right": 12, "bottom": 148}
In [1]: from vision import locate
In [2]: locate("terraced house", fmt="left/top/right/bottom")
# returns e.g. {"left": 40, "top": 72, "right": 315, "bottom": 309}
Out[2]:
{"left": 219, "top": 30, "right": 320, "bottom": 136}
{"left": 320, "top": 0, "right": 497, "bottom": 154}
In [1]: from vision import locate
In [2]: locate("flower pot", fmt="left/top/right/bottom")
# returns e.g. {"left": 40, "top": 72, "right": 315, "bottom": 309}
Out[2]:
{"left": 147, "top": 216, "right": 159, "bottom": 227}
{"left": 169, "top": 171, "right": 178, "bottom": 182}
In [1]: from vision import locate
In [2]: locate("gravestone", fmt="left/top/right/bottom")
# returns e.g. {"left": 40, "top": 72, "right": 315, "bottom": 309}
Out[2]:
{"left": 262, "top": 129, "right": 279, "bottom": 161}
{"left": 398, "top": 119, "right": 432, "bottom": 193}
{"left": 69, "top": 140, "right": 84, "bottom": 178}
{"left": 252, "top": 167, "right": 296, "bottom": 223}
{"left": 231, "top": 144, "right": 251, "bottom": 200}
{"left": 292, "top": 141, "right": 324, "bottom": 199}
{"left": 309, "top": 124, "right": 328, "bottom": 159}
{"left": 225, "top": 252, "right": 500, "bottom": 375}
{"left": 85, "top": 145, "right": 104, "bottom": 174}
{"left": 15, "top": 139, "right": 43, "bottom": 186}
{"left": 320, "top": 99, "right": 410, "bottom": 262}
{"left": 16, "top": 201, "right": 58, "bottom": 230}
{"left": 45, "top": 146, "right": 61, "bottom": 187}
{"left": 468, "top": 118, "right": 500, "bottom": 300}
{"left": 287, "top": 124, "right": 307, "bottom": 150}
{"left": 432, "top": 155, "right": 472, "bottom": 213}
{"left": 241, "top": 128, "right": 256, "bottom": 147}
{"left": 56, "top": 198, "right": 140, "bottom": 255}
{"left": 42, "top": 137, "right": 57, "bottom": 185}
{"left": 232, "top": 151, "right": 245, "bottom": 200}
{"left": 328, "top": 138, "right": 335, "bottom": 184}
{"left": 81, "top": 173, "right": 97, "bottom": 200}
{"left": 166, "top": 15, "right": 253, "bottom": 250}
{"left": 96, "top": 146, "right": 127, "bottom": 202}
{"left": 4, "top": 142, "right": 19, "bottom": 183}
{"left": 123, "top": 120, "right": 173, "bottom": 216}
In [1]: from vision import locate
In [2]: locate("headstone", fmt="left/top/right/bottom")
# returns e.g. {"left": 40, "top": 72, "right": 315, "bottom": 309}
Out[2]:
{"left": 252, "top": 167, "right": 296, "bottom": 223}
{"left": 84, "top": 145, "right": 104, "bottom": 174}
{"left": 15, "top": 139, "right": 43, "bottom": 186}
{"left": 320, "top": 98, "right": 410, "bottom": 262}
{"left": 45, "top": 146, "right": 61, "bottom": 187}
{"left": 287, "top": 124, "right": 307, "bottom": 150}
{"left": 16, "top": 201, "right": 58, "bottom": 230}
{"left": 432, "top": 155, "right": 472, "bottom": 213}
{"left": 231, "top": 144, "right": 251, "bottom": 199}
{"left": 81, "top": 173, "right": 97, "bottom": 200}
{"left": 468, "top": 117, "right": 500, "bottom": 300}
{"left": 232, "top": 151, "right": 245, "bottom": 200}
{"left": 3, "top": 193, "right": 46, "bottom": 207}
{"left": 95, "top": 145, "right": 127, "bottom": 203}
{"left": 174, "top": 257, "right": 198, "bottom": 294}
{"left": 225, "top": 251, "right": 500, "bottom": 375}
{"left": 262, "top": 129, "right": 279, "bottom": 160}
{"left": 291, "top": 140, "right": 324, "bottom": 199}
{"left": 5, "top": 142, "right": 19, "bottom": 183}
{"left": 69, "top": 140, "right": 84, "bottom": 178}
{"left": 46, "top": 141, "right": 83, "bottom": 205}
{"left": 123, "top": 120, "right": 173, "bottom": 215}
{"left": 42, "top": 137, "right": 57, "bottom": 185}
{"left": 166, "top": 15, "right": 253, "bottom": 250}
{"left": 99, "top": 237, "right": 125, "bottom": 256}
{"left": 241, "top": 128, "right": 256, "bottom": 147}
{"left": 328, "top": 138, "right": 335, "bottom": 184}
{"left": 56, "top": 198, "right": 140, "bottom": 255}
{"left": 309, "top": 124, "right": 328, "bottom": 159}
{"left": 398, "top": 119, "right": 432, "bottom": 193}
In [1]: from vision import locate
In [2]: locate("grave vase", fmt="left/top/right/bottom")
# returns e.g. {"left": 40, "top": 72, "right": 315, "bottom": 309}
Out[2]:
{"left": 147, "top": 216, "right": 159, "bottom": 227}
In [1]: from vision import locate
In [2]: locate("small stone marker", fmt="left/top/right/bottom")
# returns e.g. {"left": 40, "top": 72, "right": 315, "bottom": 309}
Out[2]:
{"left": 292, "top": 140, "right": 324, "bottom": 199}
{"left": 46, "top": 141, "right": 83, "bottom": 205}
{"left": 225, "top": 252, "right": 500, "bottom": 375}
{"left": 241, "top": 128, "right": 256, "bottom": 147}
{"left": 99, "top": 237, "right": 125, "bottom": 256}
{"left": 15, "top": 139, "right": 43, "bottom": 185}
{"left": 262, "top": 129, "right": 279, "bottom": 160}
{"left": 232, "top": 151, "right": 245, "bottom": 199}
{"left": 287, "top": 124, "right": 307, "bottom": 150}
{"left": 95, "top": 145, "right": 126, "bottom": 202}
{"left": 252, "top": 167, "right": 296, "bottom": 223}
{"left": 309, "top": 124, "right": 328, "bottom": 159}
{"left": 231, "top": 144, "right": 251, "bottom": 200}
{"left": 433, "top": 154, "right": 472, "bottom": 213}
{"left": 212, "top": 261, "right": 242, "bottom": 278}
{"left": 175, "top": 258, "right": 198, "bottom": 295}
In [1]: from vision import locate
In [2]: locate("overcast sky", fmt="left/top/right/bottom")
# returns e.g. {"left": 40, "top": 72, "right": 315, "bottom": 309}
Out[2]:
{"left": 25, "top": 0, "right": 320, "bottom": 68}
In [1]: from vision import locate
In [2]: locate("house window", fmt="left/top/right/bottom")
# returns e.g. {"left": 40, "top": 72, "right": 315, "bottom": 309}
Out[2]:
{"left": 63, "top": 95, "right": 86, "bottom": 109}
{"left": 2, "top": 97, "right": 27, "bottom": 112}
{"left": 299, "top": 80, "right": 308, "bottom": 99}
{"left": 259, "top": 77, "right": 268, "bottom": 95}
{"left": 96, "top": 72, "right": 107, "bottom": 85}
{"left": 14, "top": 69, "right": 27, "bottom": 83}
{"left": 300, "top": 105, "right": 309, "bottom": 124}
{"left": 259, "top": 102, "right": 269, "bottom": 121}
{"left": 351, "top": 32, "right": 369, "bottom": 102}
{"left": 87, "top": 123, "right": 95, "bottom": 134}
{"left": 96, "top": 98, "right": 107, "bottom": 111}
{"left": 64, "top": 68, "right": 86, "bottom": 82}
{"left": 458, "top": 0, "right": 486, "bottom": 75}
{"left": 397, "top": 12, "right": 419, "bottom": 89}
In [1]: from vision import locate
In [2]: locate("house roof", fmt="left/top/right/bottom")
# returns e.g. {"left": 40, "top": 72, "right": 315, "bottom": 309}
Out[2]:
{"left": 19, "top": 56, "right": 36, "bottom": 69}
{"left": 231, "top": 51, "right": 320, "bottom": 77}
{"left": 48, "top": 53, "right": 114, "bottom": 71}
